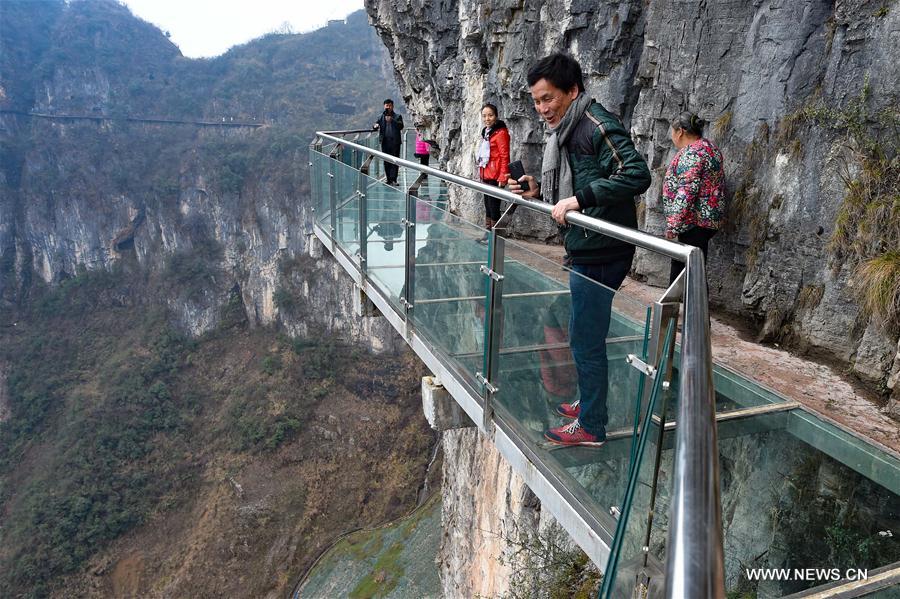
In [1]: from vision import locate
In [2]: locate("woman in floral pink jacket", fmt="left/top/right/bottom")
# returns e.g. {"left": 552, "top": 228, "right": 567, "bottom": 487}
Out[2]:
{"left": 663, "top": 111, "right": 726, "bottom": 283}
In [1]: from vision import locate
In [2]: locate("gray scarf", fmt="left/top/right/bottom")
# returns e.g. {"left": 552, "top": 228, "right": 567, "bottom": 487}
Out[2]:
{"left": 541, "top": 93, "right": 593, "bottom": 204}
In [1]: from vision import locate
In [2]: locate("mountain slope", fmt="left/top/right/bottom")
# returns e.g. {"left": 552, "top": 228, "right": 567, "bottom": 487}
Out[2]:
{"left": 0, "top": 2, "right": 431, "bottom": 597}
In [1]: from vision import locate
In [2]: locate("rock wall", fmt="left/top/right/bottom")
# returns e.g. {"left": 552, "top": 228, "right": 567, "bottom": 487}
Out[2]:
{"left": 365, "top": 1, "right": 900, "bottom": 595}
{"left": 0, "top": 363, "right": 8, "bottom": 423}
{"left": 0, "top": 113, "right": 395, "bottom": 350}
{"left": 364, "top": 0, "right": 900, "bottom": 394}
{"left": 440, "top": 428, "right": 589, "bottom": 597}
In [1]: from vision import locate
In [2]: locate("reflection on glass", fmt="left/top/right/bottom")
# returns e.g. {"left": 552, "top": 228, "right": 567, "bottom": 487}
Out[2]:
{"left": 362, "top": 175, "right": 407, "bottom": 310}
{"left": 600, "top": 321, "right": 675, "bottom": 599}
{"left": 409, "top": 198, "right": 489, "bottom": 390}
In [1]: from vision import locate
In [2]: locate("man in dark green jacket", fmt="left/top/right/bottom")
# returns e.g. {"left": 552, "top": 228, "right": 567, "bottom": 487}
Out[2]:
{"left": 509, "top": 53, "right": 651, "bottom": 446}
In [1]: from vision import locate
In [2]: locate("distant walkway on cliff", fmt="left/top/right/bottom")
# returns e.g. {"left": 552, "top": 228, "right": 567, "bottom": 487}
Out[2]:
{"left": 0, "top": 109, "right": 266, "bottom": 128}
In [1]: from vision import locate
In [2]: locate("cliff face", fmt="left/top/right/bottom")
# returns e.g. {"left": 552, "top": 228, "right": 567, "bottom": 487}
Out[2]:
{"left": 440, "top": 428, "right": 599, "bottom": 597}
{"left": 0, "top": 3, "right": 430, "bottom": 596}
{"left": 0, "top": 0, "right": 401, "bottom": 347}
{"left": 364, "top": 0, "right": 900, "bottom": 396}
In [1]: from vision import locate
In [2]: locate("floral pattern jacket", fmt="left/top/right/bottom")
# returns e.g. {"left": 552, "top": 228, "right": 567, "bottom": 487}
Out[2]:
{"left": 662, "top": 138, "right": 726, "bottom": 234}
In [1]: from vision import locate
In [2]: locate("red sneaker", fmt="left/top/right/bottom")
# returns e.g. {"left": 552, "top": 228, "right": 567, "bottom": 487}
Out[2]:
{"left": 544, "top": 420, "right": 606, "bottom": 447}
{"left": 555, "top": 399, "right": 580, "bottom": 419}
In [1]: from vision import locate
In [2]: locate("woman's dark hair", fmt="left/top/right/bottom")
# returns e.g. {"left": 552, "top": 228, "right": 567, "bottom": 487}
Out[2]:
{"left": 672, "top": 111, "right": 706, "bottom": 136}
{"left": 481, "top": 103, "right": 498, "bottom": 116}
{"left": 526, "top": 53, "right": 585, "bottom": 93}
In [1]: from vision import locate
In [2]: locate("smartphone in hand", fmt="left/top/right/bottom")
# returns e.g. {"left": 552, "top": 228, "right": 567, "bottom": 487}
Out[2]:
{"left": 508, "top": 160, "right": 529, "bottom": 191}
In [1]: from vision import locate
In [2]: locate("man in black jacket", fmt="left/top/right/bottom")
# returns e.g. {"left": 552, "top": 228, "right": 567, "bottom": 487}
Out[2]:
{"left": 373, "top": 99, "right": 404, "bottom": 185}
{"left": 510, "top": 54, "right": 651, "bottom": 447}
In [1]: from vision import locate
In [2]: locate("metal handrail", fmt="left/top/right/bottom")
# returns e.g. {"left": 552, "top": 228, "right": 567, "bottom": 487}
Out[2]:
{"left": 316, "top": 132, "right": 692, "bottom": 261}
{"left": 320, "top": 128, "right": 381, "bottom": 135}
{"left": 666, "top": 248, "right": 724, "bottom": 597}
{"left": 313, "top": 129, "right": 725, "bottom": 598}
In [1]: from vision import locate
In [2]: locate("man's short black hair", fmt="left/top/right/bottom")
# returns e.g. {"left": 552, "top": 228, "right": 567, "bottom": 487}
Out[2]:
{"left": 383, "top": 99, "right": 394, "bottom": 105}
{"left": 526, "top": 53, "right": 585, "bottom": 93}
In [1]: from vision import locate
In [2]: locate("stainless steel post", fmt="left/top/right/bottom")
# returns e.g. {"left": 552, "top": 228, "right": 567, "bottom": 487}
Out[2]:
{"left": 402, "top": 191, "right": 417, "bottom": 325}
{"left": 479, "top": 233, "right": 505, "bottom": 430}
{"left": 665, "top": 248, "right": 725, "bottom": 599}
{"left": 328, "top": 160, "right": 337, "bottom": 253}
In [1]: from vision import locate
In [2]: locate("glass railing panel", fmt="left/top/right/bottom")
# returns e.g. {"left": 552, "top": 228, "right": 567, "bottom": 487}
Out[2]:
{"left": 487, "top": 238, "right": 654, "bottom": 555}
{"left": 350, "top": 133, "right": 378, "bottom": 168}
{"left": 333, "top": 159, "right": 361, "bottom": 262}
{"left": 363, "top": 174, "right": 408, "bottom": 312}
{"left": 319, "top": 140, "right": 340, "bottom": 157}
{"left": 409, "top": 198, "right": 490, "bottom": 392}
{"left": 308, "top": 149, "right": 329, "bottom": 229}
{"left": 589, "top": 403, "right": 900, "bottom": 598}
{"left": 785, "top": 411, "right": 900, "bottom": 495}
{"left": 310, "top": 133, "right": 900, "bottom": 599}
{"left": 338, "top": 145, "right": 354, "bottom": 166}
{"left": 657, "top": 340, "right": 789, "bottom": 424}
{"left": 403, "top": 129, "right": 417, "bottom": 162}
{"left": 713, "top": 410, "right": 900, "bottom": 597}
{"left": 322, "top": 154, "right": 340, "bottom": 232}
{"left": 660, "top": 366, "right": 778, "bottom": 422}
{"left": 600, "top": 321, "right": 676, "bottom": 599}
{"left": 491, "top": 239, "right": 650, "bottom": 439}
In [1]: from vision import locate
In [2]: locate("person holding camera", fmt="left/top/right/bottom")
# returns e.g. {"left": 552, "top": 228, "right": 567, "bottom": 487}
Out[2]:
{"left": 373, "top": 99, "right": 404, "bottom": 186}
{"left": 475, "top": 103, "right": 511, "bottom": 237}
{"left": 509, "top": 54, "right": 651, "bottom": 447}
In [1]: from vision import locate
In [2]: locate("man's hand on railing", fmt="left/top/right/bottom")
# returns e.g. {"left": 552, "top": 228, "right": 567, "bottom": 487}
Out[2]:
{"left": 551, "top": 197, "right": 581, "bottom": 225}
{"left": 372, "top": 123, "right": 379, "bottom": 130}
{"left": 507, "top": 175, "right": 539, "bottom": 200}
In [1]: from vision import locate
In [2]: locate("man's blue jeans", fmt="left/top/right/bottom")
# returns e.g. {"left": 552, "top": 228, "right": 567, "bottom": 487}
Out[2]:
{"left": 569, "top": 258, "right": 632, "bottom": 439}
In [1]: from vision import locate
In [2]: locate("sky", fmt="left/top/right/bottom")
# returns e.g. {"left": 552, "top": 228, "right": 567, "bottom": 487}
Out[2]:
{"left": 122, "top": 0, "right": 365, "bottom": 58}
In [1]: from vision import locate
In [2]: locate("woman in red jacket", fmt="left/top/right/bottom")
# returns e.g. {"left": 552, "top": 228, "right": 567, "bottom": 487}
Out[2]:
{"left": 475, "top": 103, "right": 510, "bottom": 234}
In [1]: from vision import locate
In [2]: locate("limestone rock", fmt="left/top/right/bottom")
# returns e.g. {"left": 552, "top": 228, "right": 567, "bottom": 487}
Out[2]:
{"left": 365, "top": 0, "right": 900, "bottom": 388}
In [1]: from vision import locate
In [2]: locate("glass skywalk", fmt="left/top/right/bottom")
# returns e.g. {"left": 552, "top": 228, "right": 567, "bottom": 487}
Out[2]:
{"left": 309, "top": 131, "right": 900, "bottom": 598}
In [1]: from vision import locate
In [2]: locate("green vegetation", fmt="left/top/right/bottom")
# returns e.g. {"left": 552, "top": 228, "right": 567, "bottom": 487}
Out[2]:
{"left": 349, "top": 541, "right": 405, "bottom": 598}
{"left": 766, "top": 453, "right": 900, "bottom": 596}
{"left": 798, "top": 82, "right": 899, "bottom": 329}
{"left": 728, "top": 122, "right": 770, "bottom": 269}
{"left": 0, "top": 2, "right": 418, "bottom": 596}
{"left": 348, "top": 532, "right": 386, "bottom": 561}
{"left": 2, "top": 1, "right": 399, "bottom": 211}
{"left": 0, "top": 271, "right": 199, "bottom": 598}
{"left": 273, "top": 285, "right": 298, "bottom": 312}
{"left": 773, "top": 80, "right": 900, "bottom": 331}
{"left": 856, "top": 251, "right": 900, "bottom": 331}
{"left": 777, "top": 81, "right": 899, "bottom": 271}
{"left": 0, "top": 262, "right": 423, "bottom": 596}
{"left": 712, "top": 110, "right": 733, "bottom": 139}
{"left": 501, "top": 525, "right": 602, "bottom": 599}
{"left": 301, "top": 493, "right": 441, "bottom": 598}
{"left": 163, "top": 236, "right": 224, "bottom": 301}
